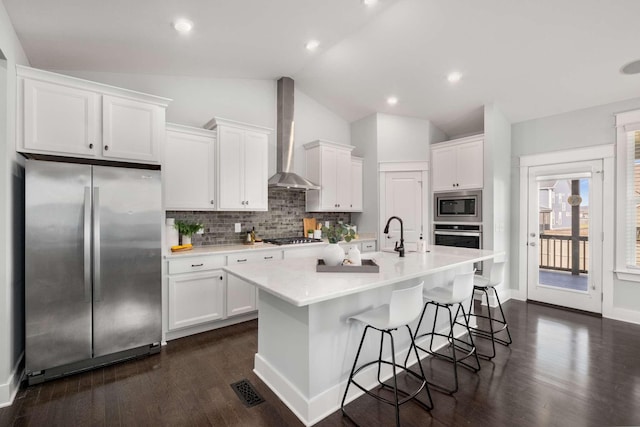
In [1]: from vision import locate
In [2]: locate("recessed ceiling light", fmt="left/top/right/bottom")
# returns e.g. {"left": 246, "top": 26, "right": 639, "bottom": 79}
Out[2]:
{"left": 621, "top": 59, "right": 640, "bottom": 75}
{"left": 305, "top": 40, "right": 320, "bottom": 51}
{"left": 363, "top": 0, "right": 378, "bottom": 6}
{"left": 173, "top": 18, "right": 193, "bottom": 34}
{"left": 387, "top": 96, "right": 398, "bottom": 106}
{"left": 447, "top": 71, "right": 462, "bottom": 83}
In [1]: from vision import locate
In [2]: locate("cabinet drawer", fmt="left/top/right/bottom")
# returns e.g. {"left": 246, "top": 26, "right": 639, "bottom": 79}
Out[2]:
{"left": 227, "top": 250, "right": 282, "bottom": 264}
{"left": 168, "top": 255, "right": 226, "bottom": 275}
{"left": 361, "top": 241, "right": 377, "bottom": 252}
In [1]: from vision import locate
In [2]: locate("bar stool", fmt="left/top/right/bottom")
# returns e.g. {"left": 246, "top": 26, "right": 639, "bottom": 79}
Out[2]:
{"left": 341, "top": 282, "right": 433, "bottom": 426}
{"left": 465, "top": 261, "right": 512, "bottom": 359}
{"left": 409, "top": 270, "right": 480, "bottom": 395}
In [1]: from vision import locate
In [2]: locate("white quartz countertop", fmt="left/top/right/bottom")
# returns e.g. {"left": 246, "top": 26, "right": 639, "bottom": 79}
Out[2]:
{"left": 164, "top": 234, "right": 377, "bottom": 258}
{"left": 224, "top": 246, "right": 500, "bottom": 307}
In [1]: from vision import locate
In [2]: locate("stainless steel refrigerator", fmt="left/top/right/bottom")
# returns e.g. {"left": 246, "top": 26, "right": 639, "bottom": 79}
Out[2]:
{"left": 25, "top": 159, "right": 162, "bottom": 384}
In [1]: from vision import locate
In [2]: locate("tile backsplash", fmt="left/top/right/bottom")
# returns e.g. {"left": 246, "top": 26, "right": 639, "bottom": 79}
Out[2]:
{"left": 167, "top": 188, "right": 351, "bottom": 246}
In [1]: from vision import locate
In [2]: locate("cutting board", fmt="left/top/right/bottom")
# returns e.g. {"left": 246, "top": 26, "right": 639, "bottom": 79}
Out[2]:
{"left": 303, "top": 218, "right": 317, "bottom": 234}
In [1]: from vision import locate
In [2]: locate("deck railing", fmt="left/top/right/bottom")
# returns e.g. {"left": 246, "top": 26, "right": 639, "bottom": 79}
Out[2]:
{"left": 539, "top": 234, "right": 588, "bottom": 273}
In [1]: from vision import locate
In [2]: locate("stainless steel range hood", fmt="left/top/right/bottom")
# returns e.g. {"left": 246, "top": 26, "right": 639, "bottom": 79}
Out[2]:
{"left": 268, "top": 77, "right": 320, "bottom": 190}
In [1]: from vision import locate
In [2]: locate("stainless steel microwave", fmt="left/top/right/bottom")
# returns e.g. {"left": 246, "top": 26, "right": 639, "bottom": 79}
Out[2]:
{"left": 434, "top": 190, "right": 482, "bottom": 222}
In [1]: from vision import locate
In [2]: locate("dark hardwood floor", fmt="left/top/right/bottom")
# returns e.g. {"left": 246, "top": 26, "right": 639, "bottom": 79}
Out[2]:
{"left": 2, "top": 300, "right": 640, "bottom": 426}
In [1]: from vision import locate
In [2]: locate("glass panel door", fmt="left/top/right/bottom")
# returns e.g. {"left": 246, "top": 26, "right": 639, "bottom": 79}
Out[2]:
{"left": 527, "top": 161, "right": 603, "bottom": 313}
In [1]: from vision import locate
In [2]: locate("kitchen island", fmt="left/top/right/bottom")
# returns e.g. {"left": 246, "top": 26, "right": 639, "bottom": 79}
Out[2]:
{"left": 224, "top": 246, "right": 500, "bottom": 426}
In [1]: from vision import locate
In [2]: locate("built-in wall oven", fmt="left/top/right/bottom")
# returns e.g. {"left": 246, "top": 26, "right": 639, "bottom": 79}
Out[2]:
{"left": 434, "top": 190, "right": 482, "bottom": 223}
{"left": 433, "top": 223, "right": 483, "bottom": 274}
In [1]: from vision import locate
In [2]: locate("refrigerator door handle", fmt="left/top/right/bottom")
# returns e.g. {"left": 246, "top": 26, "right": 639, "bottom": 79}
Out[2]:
{"left": 84, "top": 187, "right": 92, "bottom": 302}
{"left": 93, "top": 187, "right": 102, "bottom": 302}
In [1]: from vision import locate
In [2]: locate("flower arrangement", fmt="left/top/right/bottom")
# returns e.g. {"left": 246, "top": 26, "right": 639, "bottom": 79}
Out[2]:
{"left": 322, "top": 223, "right": 355, "bottom": 244}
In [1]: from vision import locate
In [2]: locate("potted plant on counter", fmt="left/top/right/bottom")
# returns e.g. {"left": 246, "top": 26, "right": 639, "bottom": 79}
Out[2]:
{"left": 174, "top": 220, "right": 203, "bottom": 245}
{"left": 321, "top": 223, "right": 356, "bottom": 266}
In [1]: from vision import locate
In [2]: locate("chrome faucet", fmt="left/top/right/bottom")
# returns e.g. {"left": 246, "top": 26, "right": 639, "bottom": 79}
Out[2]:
{"left": 383, "top": 216, "right": 405, "bottom": 257}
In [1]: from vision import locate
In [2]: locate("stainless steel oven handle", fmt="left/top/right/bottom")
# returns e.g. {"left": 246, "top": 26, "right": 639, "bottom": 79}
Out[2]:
{"left": 434, "top": 231, "right": 482, "bottom": 237}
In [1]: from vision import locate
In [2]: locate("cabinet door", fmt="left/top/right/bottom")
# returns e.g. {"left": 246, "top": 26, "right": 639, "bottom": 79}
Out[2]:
{"left": 23, "top": 79, "right": 100, "bottom": 156}
{"left": 102, "top": 95, "right": 163, "bottom": 163}
{"left": 168, "top": 271, "right": 225, "bottom": 330}
{"left": 431, "top": 145, "right": 458, "bottom": 191}
{"left": 335, "top": 149, "right": 352, "bottom": 210}
{"left": 243, "top": 130, "right": 268, "bottom": 210}
{"left": 217, "top": 126, "right": 245, "bottom": 210}
{"left": 350, "top": 159, "right": 363, "bottom": 211}
{"left": 320, "top": 147, "right": 338, "bottom": 210}
{"left": 456, "top": 139, "right": 484, "bottom": 189}
{"left": 165, "top": 129, "right": 215, "bottom": 210}
{"left": 227, "top": 273, "right": 257, "bottom": 316}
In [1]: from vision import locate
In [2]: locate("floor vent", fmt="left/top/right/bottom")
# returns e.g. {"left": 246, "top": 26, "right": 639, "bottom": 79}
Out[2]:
{"left": 230, "top": 379, "right": 265, "bottom": 407}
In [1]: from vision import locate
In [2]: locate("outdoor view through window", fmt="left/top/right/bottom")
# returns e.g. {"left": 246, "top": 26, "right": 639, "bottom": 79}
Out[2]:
{"left": 538, "top": 177, "right": 589, "bottom": 292}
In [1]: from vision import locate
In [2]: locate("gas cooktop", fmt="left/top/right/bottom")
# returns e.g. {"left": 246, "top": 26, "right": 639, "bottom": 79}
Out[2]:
{"left": 263, "top": 237, "right": 323, "bottom": 245}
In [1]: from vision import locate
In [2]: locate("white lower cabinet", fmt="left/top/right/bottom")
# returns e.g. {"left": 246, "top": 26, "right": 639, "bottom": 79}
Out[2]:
{"left": 226, "top": 250, "right": 282, "bottom": 317}
{"left": 168, "top": 270, "right": 225, "bottom": 330}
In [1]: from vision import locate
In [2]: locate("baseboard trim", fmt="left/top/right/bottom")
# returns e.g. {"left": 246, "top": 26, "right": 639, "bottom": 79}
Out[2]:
{"left": 0, "top": 352, "right": 24, "bottom": 408}
{"left": 165, "top": 312, "right": 258, "bottom": 341}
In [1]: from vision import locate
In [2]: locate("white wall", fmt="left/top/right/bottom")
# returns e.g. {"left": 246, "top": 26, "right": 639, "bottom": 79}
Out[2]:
{"left": 511, "top": 96, "right": 640, "bottom": 320}
{"left": 377, "top": 114, "right": 433, "bottom": 162}
{"left": 350, "top": 114, "right": 379, "bottom": 233}
{"left": 483, "top": 104, "right": 511, "bottom": 282}
{"left": 0, "top": 2, "right": 29, "bottom": 407}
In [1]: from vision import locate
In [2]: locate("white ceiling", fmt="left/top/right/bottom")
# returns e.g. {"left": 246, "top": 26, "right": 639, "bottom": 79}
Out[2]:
{"left": 4, "top": 0, "right": 640, "bottom": 136}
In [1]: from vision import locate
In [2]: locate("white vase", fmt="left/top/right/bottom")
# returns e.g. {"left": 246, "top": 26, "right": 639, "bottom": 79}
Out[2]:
{"left": 181, "top": 234, "right": 192, "bottom": 245}
{"left": 323, "top": 243, "right": 345, "bottom": 267}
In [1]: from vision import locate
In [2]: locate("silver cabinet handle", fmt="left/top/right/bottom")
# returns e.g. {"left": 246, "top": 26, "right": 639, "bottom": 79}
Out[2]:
{"left": 237, "top": 259, "right": 247, "bottom": 263}
{"left": 530, "top": 232, "right": 536, "bottom": 237}
{"left": 210, "top": 200, "right": 214, "bottom": 205}
{"left": 191, "top": 263, "right": 204, "bottom": 267}
{"left": 245, "top": 200, "right": 249, "bottom": 205}
{"left": 104, "top": 145, "right": 109, "bottom": 151}
{"left": 84, "top": 187, "right": 91, "bottom": 302}
{"left": 93, "top": 187, "right": 102, "bottom": 302}
{"left": 529, "top": 242, "right": 536, "bottom": 247}
{"left": 89, "top": 143, "right": 94, "bottom": 149}
{"left": 264, "top": 256, "right": 273, "bottom": 260}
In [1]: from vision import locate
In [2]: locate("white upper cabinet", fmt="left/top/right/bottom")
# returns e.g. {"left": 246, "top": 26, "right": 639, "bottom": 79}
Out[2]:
{"left": 102, "top": 95, "right": 164, "bottom": 163}
{"left": 164, "top": 124, "right": 216, "bottom": 210}
{"left": 431, "top": 135, "right": 484, "bottom": 192}
{"left": 205, "top": 117, "right": 271, "bottom": 211}
{"left": 304, "top": 140, "right": 356, "bottom": 212}
{"left": 17, "top": 66, "right": 170, "bottom": 165}
{"left": 22, "top": 78, "right": 100, "bottom": 157}
{"left": 350, "top": 157, "right": 363, "bottom": 212}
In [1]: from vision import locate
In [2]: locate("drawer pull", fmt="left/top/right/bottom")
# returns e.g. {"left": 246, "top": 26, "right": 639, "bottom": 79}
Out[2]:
{"left": 191, "top": 263, "right": 204, "bottom": 267}
{"left": 264, "top": 256, "right": 273, "bottom": 260}
{"left": 237, "top": 259, "right": 247, "bottom": 263}
{"left": 219, "top": 276, "right": 223, "bottom": 280}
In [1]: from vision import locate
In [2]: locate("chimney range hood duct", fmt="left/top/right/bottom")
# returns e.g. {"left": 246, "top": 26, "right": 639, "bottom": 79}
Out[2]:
{"left": 268, "top": 77, "right": 320, "bottom": 190}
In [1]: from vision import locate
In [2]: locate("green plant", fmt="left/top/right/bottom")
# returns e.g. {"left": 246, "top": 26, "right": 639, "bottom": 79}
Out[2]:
{"left": 322, "top": 223, "right": 355, "bottom": 244}
{"left": 174, "top": 220, "right": 203, "bottom": 237}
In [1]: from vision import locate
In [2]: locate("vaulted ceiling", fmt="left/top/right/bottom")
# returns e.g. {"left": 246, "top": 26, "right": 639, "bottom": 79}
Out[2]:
{"left": 4, "top": 0, "right": 640, "bottom": 136}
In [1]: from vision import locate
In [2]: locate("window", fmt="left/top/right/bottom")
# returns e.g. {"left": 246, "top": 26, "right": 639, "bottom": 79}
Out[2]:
{"left": 615, "top": 109, "right": 640, "bottom": 277}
